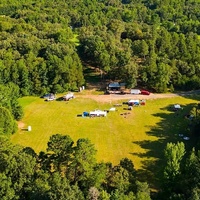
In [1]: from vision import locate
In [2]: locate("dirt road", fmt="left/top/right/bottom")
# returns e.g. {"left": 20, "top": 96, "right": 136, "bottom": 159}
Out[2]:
{"left": 76, "top": 90, "right": 200, "bottom": 103}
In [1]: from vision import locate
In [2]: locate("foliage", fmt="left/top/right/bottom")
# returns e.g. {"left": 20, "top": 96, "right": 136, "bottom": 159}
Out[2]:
{"left": 1, "top": 0, "right": 200, "bottom": 197}
{"left": 0, "top": 134, "right": 152, "bottom": 199}
{"left": 0, "top": 107, "right": 17, "bottom": 135}
{"left": 0, "top": 136, "right": 36, "bottom": 199}
{"left": 164, "top": 142, "right": 185, "bottom": 180}
{"left": 0, "top": 0, "right": 200, "bottom": 93}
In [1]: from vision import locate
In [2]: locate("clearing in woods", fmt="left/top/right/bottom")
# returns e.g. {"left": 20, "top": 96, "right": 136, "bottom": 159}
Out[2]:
{"left": 12, "top": 66, "right": 200, "bottom": 190}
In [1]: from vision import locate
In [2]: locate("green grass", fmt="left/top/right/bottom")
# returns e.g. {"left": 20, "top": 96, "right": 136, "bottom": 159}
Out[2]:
{"left": 11, "top": 94, "right": 200, "bottom": 189}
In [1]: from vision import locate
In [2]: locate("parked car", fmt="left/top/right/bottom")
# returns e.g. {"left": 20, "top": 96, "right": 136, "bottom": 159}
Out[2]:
{"left": 63, "top": 92, "right": 74, "bottom": 101}
{"left": 141, "top": 90, "right": 150, "bottom": 95}
{"left": 41, "top": 94, "right": 51, "bottom": 99}
{"left": 41, "top": 93, "right": 56, "bottom": 101}
{"left": 47, "top": 96, "right": 56, "bottom": 101}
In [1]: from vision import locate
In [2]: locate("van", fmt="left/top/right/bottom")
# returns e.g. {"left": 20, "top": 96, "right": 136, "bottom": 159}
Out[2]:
{"left": 130, "top": 89, "right": 141, "bottom": 95}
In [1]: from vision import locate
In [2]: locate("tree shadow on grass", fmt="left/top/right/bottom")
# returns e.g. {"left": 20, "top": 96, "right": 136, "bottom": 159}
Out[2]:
{"left": 178, "top": 92, "right": 200, "bottom": 101}
{"left": 131, "top": 102, "right": 199, "bottom": 192}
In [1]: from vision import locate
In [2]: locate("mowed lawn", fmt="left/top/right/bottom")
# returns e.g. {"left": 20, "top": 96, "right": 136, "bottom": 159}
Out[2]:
{"left": 11, "top": 94, "right": 199, "bottom": 173}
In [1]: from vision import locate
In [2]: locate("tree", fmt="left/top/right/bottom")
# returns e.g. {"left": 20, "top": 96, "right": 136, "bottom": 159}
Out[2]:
{"left": 154, "top": 62, "right": 171, "bottom": 92}
{"left": 70, "top": 138, "right": 97, "bottom": 192}
{"left": 0, "top": 83, "right": 23, "bottom": 120}
{"left": 0, "top": 107, "right": 17, "bottom": 135}
{"left": 99, "top": 190, "right": 111, "bottom": 200}
{"left": 164, "top": 142, "right": 185, "bottom": 179}
{"left": 0, "top": 173, "right": 15, "bottom": 200}
{"left": 47, "top": 134, "right": 74, "bottom": 172}
{"left": 48, "top": 172, "right": 84, "bottom": 200}
{"left": 135, "top": 181, "right": 151, "bottom": 200}
{"left": 163, "top": 142, "right": 185, "bottom": 195}
{"left": 0, "top": 137, "right": 36, "bottom": 199}
{"left": 120, "top": 158, "right": 136, "bottom": 190}
{"left": 106, "top": 165, "right": 130, "bottom": 193}
{"left": 183, "top": 149, "right": 200, "bottom": 199}
{"left": 87, "top": 187, "right": 100, "bottom": 200}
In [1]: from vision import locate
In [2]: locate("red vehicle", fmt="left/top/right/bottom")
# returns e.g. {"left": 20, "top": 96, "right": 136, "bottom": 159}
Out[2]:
{"left": 141, "top": 90, "right": 150, "bottom": 95}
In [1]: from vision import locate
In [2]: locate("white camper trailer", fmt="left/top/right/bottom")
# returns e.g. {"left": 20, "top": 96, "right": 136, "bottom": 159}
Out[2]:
{"left": 89, "top": 110, "right": 107, "bottom": 117}
{"left": 63, "top": 93, "right": 74, "bottom": 101}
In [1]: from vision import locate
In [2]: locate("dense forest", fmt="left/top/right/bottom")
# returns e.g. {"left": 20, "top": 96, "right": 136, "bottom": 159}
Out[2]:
{"left": 1, "top": 0, "right": 200, "bottom": 199}
{"left": 0, "top": 0, "right": 200, "bottom": 94}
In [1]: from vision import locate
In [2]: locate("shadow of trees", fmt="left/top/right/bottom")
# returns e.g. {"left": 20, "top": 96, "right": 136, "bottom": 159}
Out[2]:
{"left": 83, "top": 65, "right": 106, "bottom": 91}
{"left": 131, "top": 94, "right": 200, "bottom": 191}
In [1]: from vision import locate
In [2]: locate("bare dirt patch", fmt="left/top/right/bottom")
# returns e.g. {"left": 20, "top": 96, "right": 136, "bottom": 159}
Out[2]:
{"left": 17, "top": 121, "right": 25, "bottom": 129}
{"left": 76, "top": 93, "right": 180, "bottom": 103}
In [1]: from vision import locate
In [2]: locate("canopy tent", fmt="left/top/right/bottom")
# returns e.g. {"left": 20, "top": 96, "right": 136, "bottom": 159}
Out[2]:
{"left": 128, "top": 99, "right": 140, "bottom": 106}
{"left": 174, "top": 104, "right": 181, "bottom": 109}
{"left": 128, "top": 100, "right": 140, "bottom": 103}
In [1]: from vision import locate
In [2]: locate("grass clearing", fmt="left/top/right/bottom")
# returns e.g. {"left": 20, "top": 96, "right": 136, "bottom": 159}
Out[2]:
{"left": 11, "top": 94, "right": 200, "bottom": 189}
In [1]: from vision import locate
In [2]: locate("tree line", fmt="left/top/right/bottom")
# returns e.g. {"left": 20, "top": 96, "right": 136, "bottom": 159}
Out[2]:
{"left": 0, "top": 0, "right": 200, "bottom": 94}
{"left": 0, "top": 134, "right": 151, "bottom": 200}
{"left": 1, "top": 133, "right": 200, "bottom": 199}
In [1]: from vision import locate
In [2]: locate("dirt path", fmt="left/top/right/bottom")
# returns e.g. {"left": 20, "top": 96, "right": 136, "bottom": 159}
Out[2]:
{"left": 76, "top": 90, "right": 200, "bottom": 103}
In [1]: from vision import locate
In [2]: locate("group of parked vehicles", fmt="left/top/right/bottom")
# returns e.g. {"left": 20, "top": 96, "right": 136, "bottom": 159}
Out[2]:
{"left": 106, "top": 87, "right": 150, "bottom": 95}
{"left": 105, "top": 82, "right": 150, "bottom": 95}
{"left": 41, "top": 92, "right": 74, "bottom": 101}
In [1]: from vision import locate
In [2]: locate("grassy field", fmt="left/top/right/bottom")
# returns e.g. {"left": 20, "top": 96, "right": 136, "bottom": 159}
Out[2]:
{"left": 11, "top": 94, "right": 200, "bottom": 189}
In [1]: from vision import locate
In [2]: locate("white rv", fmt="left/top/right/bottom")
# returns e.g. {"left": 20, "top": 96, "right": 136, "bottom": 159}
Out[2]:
{"left": 89, "top": 110, "right": 107, "bottom": 117}
{"left": 63, "top": 93, "right": 74, "bottom": 101}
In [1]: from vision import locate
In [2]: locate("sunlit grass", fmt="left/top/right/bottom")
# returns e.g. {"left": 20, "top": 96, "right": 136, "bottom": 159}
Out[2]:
{"left": 12, "top": 95, "right": 199, "bottom": 172}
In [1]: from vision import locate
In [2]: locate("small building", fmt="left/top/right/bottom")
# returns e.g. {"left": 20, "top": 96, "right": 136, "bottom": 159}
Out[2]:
{"left": 106, "top": 82, "right": 126, "bottom": 94}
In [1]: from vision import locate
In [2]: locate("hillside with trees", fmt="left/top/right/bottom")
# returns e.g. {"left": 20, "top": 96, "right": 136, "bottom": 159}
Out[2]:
{"left": 0, "top": 0, "right": 200, "bottom": 94}
{"left": 1, "top": 0, "right": 200, "bottom": 199}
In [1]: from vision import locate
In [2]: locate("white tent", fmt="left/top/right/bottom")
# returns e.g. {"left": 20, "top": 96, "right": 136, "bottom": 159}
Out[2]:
{"left": 109, "top": 107, "right": 116, "bottom": 111}
{"left": 174, "top": 104, "right": 181, "bottom": 109}
{"left": 128, "top": 99, "right": 140, "bottom": 103}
